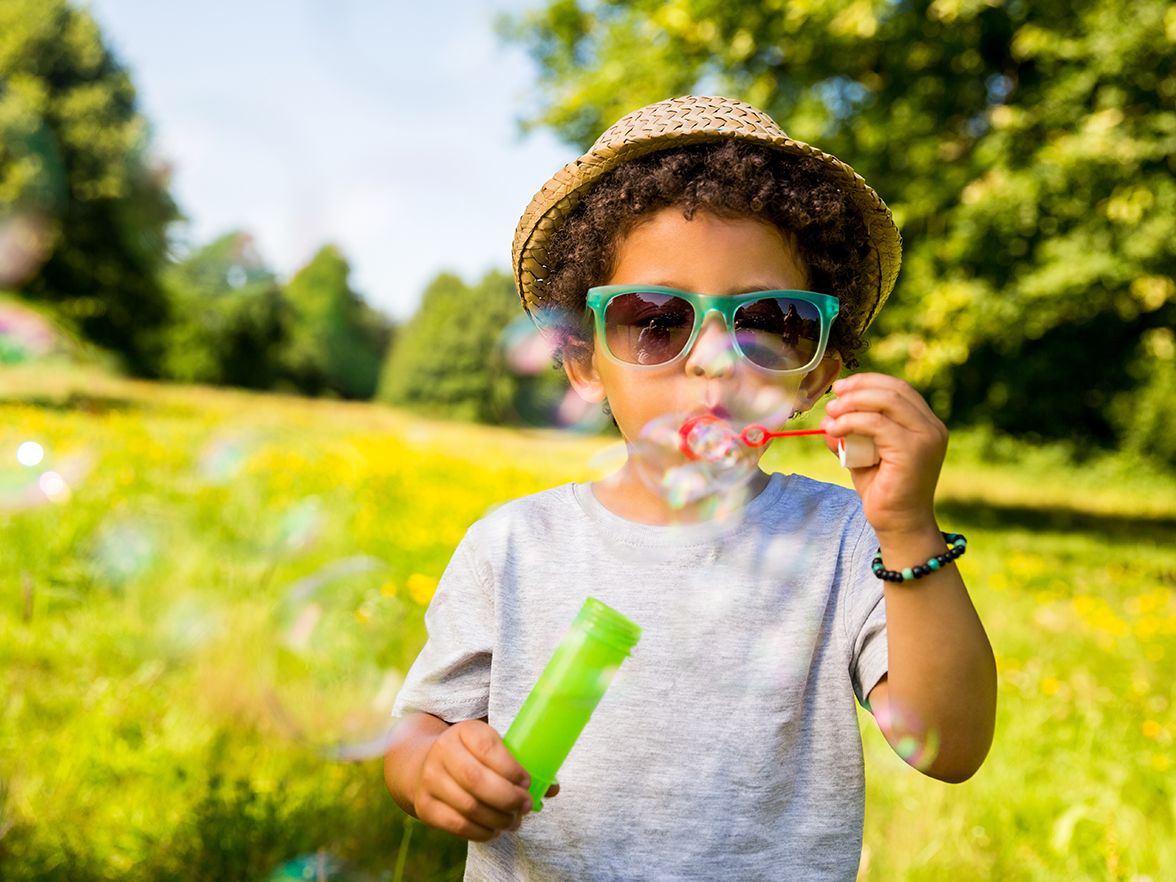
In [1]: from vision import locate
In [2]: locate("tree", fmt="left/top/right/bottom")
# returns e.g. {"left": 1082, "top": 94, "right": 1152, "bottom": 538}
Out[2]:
{"left": 379, "top": 269, "right": 572, "bottom": 424}
{"left": 282, "top": 245, "right": 391, "bottom": 400}
{"left": 502, "top": 0, "right": 1176, "bottom": 458}
{"left": 160, "top": 231, "right": 290, "bottom": 389}
{"left": 0, "top": 0, "right": 178, "bottom": 374}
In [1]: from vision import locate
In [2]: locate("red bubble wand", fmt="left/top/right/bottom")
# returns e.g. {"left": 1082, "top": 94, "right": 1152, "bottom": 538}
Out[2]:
{"left": 678, "top": 414, "right": 878, "bottom": 468}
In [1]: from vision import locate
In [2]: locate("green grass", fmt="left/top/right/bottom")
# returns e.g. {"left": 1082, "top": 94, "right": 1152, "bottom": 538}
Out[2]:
{"left": 1, "top": 366, "right": 1174, "bottom": 881}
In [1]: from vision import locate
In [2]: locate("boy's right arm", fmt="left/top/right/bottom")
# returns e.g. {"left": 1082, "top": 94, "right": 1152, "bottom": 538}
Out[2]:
{"left": 384, "top": 712, "right": 535, "bottom": 842}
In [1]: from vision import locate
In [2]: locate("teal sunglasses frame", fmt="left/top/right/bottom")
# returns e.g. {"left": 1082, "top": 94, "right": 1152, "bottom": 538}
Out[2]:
{"left": 585, "top": 285, "right": 840, "bottom": 375}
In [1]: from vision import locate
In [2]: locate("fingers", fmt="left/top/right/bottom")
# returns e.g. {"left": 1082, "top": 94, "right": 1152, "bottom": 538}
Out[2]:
{"left": 426, "top": 765, "right": 528, "bottom": 835}
{"left": 438, "top": 740, "right": 532, "bottom": 814}
{"left": 415, "top": 790, "right": 499, "bottom": 842}
{"left": 458, "top": 721, "right": 531, "bottom": 789}
{"left": 415, "top": 721, "right": 534, "bottom": 842}
{"left": 823, "top": 375, "right": 946, "bottom": 447}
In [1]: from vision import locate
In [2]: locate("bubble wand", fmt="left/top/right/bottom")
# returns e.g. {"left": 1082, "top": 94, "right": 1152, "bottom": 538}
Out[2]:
{"left": 678, "top": 414, "right": 879, "bottom": 469}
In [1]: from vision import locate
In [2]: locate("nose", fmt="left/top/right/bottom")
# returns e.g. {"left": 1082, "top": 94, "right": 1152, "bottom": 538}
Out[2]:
{"left": 684, "top": 312, "right": 737, "bottom": 378}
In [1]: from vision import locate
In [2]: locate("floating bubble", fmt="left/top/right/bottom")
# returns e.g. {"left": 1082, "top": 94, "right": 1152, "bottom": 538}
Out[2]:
{"left": 266, "top": 852, "right": 370, "bottom": 882}
{"left": 630, "top": 412, "right": 761, "bottom": 509}
{"left": 91, "top": 517, "right": 159, "bottom": 586}
{"left": 871, "top": 695, "right": 941, "bottom": 772}
{"left": 197, "top": 431, "right": 260, "bottom": 485}
{"left": 0, "top": 299, "right": 64, "bottom": 364}
{"left": 0, "top": 107, "right": 65, "bottom": 287}
{"left": 158, "top": 594, "right": 225, "bottom": 657}
{"left": 266, "top": 556, "right": 408, "bottom": 761}
{"left": 494, "top": 313, "right": 609, "bottom": 432}
{"left": 16, "top": 441, "right": 43, "bottom": 467}
{"left": 586, "top": 441, "right": 628, "bottom": 480}
{"left": 0, "top": 441, "right": 92, "bottom": 511}
{"left": 0, "top": 213, "right": 55, "bottom": 288}
{"left": 269, "top": 496, "right": 326, "bottom": 556}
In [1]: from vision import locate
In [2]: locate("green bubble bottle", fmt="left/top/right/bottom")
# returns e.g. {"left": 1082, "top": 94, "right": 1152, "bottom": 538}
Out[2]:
{"left": 504, "top": 597, "right": 641, "bottom": 812}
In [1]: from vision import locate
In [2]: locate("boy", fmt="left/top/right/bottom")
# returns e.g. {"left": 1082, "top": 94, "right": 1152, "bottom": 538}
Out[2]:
{"left": 385, "top": 96, "right": 996, "bottom": 880}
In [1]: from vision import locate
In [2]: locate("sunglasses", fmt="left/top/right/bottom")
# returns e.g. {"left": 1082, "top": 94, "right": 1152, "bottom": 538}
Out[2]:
{"left": 585, "top": 285, "right": 840, "bottom": 374}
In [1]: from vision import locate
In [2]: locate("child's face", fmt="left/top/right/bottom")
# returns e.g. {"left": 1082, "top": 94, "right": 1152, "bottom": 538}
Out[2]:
{"left": 564, "top": 206, "right": 842, "bottom": 444}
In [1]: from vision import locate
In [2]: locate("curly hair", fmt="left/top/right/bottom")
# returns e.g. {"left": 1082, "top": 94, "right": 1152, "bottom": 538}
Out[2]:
{"left": 536, "top": 140, "right": 874, "bottom": 368}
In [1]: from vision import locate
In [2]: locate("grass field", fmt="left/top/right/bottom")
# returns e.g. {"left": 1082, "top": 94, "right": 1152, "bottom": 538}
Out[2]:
{"left": 1, "top": 366, "right": 1174, "bottom": 881}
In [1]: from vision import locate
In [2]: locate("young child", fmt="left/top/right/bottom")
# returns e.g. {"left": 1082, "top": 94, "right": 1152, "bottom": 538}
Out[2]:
{"left": 385, "top": 96, "right": 996, "bottom": 880}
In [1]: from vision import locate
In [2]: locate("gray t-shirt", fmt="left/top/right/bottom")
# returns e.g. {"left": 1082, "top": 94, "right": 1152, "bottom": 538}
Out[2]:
{"left": 392, "top": 472, "right": 888, "bottom": 881}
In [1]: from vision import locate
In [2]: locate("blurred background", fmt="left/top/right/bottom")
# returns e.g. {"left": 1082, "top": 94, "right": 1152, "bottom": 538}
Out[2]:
{"left": 1, "top": 0, "right": 1174, "bottom": 880}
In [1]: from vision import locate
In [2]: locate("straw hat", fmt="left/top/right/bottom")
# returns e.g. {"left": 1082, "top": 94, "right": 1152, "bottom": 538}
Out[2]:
{"left": 511, "top": 95, "right": 902, "bottom": 334}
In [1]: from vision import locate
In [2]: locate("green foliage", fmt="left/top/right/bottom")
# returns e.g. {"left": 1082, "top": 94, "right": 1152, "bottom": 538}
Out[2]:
{"left": 379, "top": 269, "right": 570, "bottom": 424}
{"left": 501, "top": 0, "right": 1176, "bottom": 455}
{"left": 160, "top": 232, "right": 291, "bottom": 389}
{"left": 0, "top": 0, "right": 178, "bottom": 374}
{"left": 282, "top": 245, "right": 391, "bottom": 400}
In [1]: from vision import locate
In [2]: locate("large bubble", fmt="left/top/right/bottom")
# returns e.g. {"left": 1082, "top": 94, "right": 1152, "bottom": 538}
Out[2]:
{"left": 265, "top": 556, "right": 407, "bottom": 761}
{"left": 0, "top": 105, "right": 65, "bottom": 288}
{"left": 266, "top": 852, "right": 372, "bottom": 881}
{"left": 0, "top": 300, "right": 69, "bottom": 365}
{"left": 494, "top": 312, "right": 609, "bottom": 432}
{"left": 629, "top": 412, "right": 769, "bottom": 510}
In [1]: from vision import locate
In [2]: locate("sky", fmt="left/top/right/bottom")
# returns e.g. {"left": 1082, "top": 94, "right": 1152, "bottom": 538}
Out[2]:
{"left": 85, "top": 0, "right": 578, "bottom": 321}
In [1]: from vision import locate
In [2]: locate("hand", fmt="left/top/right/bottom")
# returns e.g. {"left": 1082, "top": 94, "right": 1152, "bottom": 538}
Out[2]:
{"left": 820, "top": 373, "right": 947, "bottom": 539}
{"left": 413, "top": 719, "right": 556, "bottom": 842}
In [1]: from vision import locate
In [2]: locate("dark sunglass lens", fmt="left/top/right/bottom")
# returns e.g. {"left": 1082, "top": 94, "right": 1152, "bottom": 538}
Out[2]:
{"left": 604, "top": 292, "right": 695, "bottom": 365}
{"left": 733, "top": 297, "right": 822, "bottom": 370}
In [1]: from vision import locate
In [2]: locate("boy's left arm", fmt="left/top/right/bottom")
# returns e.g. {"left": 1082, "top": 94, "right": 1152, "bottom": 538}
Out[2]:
{"left": 822, "top": 372, "right": 997, "bottom": 783}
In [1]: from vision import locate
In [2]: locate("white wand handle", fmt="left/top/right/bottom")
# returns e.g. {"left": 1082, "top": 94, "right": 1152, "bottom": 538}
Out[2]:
{"left": 837, "top": 435, "right": 879, "bottom": 469}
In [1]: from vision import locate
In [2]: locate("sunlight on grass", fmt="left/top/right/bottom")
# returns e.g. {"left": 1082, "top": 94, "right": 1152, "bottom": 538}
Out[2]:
{"left": 1, "top": 368, "right": 1173, "bottom": 880}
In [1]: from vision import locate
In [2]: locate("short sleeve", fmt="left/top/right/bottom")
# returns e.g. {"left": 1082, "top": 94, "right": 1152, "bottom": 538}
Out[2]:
{"left": 842, "top": 510, "right": 888, "bottom": 709}
{"left": 391, "top": 531, "right": 494, "bottom": 722}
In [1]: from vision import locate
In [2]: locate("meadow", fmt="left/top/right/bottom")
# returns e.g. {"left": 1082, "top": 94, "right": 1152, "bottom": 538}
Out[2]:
{"left": 1, "top": 365, "right": 1173, "bottom": 881}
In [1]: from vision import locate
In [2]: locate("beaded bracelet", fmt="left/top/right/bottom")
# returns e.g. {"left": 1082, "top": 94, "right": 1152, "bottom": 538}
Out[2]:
{"left": 871, "top": 532, "right": 967, "bottom": 582}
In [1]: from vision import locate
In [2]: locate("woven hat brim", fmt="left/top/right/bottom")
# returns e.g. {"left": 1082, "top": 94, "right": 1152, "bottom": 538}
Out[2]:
{"left": 512, "top": 96, "right": 901, "bottom": 335}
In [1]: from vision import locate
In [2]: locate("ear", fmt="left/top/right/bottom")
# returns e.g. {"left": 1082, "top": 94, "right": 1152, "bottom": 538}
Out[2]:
{"left": 562, "top": 344, "right": 607, "bottom": 404}
{"left": 794, "top": 355, "right": 842, "bottom": 413}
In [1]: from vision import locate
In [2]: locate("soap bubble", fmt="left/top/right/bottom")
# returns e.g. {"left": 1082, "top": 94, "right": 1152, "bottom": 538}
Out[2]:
{"left": 630, "top": 412, "right": 761, "bottom": 509}
{"left": 91, "top": 517, "right": 160, "bottom": 586}
{"left": 266, "top": 852, "right": 371, "bottom": 881}
{"left": 265, "top": 556, "right": 407, "bottom": 761}
{"left": 16, "top": 441, "right": 44, "bottom": 467}
{"left": 0, "top": 109, "right": 65, "bottom": 288}
{"left": 494, "top": 313, "right": 609, "bottom": 432}
{"left": 0, "top": 213, "right": 55, "bottom": 289}
{"left": 267, "top": 496, "right": 326, "bottom": 556}
{"left": 0, "top": 441, "right": 92, "bottom": 511}
{"left": 198, "top": 430, "right": 261, "bottom": 484}
{"left": 0, "top": 300, "right": 65, "bottom": 365}
{"left": 158, "top": 594, "right": 225, "bottom": 658}
{"left": 870, "top": 696, "right": 941, "bottom": 772}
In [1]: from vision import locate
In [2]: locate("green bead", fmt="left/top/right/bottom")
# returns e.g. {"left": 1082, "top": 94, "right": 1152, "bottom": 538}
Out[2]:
{"left": 901, "top": 567, "right": 914, "bottom": 581}
{"left": 928, "top": 558, "right": 941, "bottom": 571}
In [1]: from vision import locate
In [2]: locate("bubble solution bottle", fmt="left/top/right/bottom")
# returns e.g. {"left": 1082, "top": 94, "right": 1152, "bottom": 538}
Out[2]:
{"left": 503, "top": 597, "right": 642, "bottom": 811}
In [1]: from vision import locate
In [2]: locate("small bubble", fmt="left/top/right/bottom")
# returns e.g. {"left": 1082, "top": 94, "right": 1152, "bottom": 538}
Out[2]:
{"left": 271, "top": 496, "right": 326, "bottom": 554}
{"left": 37, "top": 470, "right": 69, "bottom": 502}
{"left": 0, "top": 214, "right": 55, "bottom": 288}
{"left": 16, "top": 441, "right": 44, "bottom": 467}
{"left": 91, "top": 518, "right": 159, "bottom": 585}
{"left": 198, "top": 431, "right": 259, "bottom": 484}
